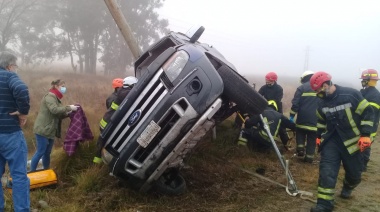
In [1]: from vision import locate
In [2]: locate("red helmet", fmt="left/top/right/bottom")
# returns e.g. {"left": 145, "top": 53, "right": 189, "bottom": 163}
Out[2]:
{"left": 360, "top": 69, "right": 379, "bottom": 80}
{"left": 265, "top": 72, "right": 278, "bottom": 81}
{"left": 310, "top": 71, "right": 332, "bottom": 91}
{"left": 112, "top": 78, "right": 123, "bottom": 89}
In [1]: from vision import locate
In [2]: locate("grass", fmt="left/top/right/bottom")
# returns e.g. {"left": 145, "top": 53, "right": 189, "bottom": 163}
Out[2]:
{"left": 5, "top": 70, "right": 363, "bottom": 211}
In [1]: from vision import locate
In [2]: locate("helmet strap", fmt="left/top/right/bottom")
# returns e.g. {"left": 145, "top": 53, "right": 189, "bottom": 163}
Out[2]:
{"left": 361, "top": 80, "right": 369, "bottom": 88}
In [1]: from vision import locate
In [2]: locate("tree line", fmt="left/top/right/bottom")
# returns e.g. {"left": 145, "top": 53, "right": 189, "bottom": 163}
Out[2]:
{"left": 0, "top": 0, "right": 169, "bottom": 75}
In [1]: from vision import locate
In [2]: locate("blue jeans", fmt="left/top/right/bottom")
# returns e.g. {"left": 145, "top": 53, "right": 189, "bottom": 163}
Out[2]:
{"left": 30, "top": 134, "right": 54, "bottom": 171}
{"left": 0, "top": 131, "right": 30, "bottom": 212}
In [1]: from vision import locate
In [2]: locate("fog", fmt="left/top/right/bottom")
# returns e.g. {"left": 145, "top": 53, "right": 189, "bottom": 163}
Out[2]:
{"left": 158, "top": 0, "right": 380, "bottom": 87}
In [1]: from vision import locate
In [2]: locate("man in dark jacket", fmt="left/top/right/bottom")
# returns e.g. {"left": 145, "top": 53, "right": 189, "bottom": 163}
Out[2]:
{"left": 239, "top": 100, "right": 295, "bottom": 152}
{"left": 258, "top": 72, "right": 290, "bottom": 148}
{"left": 310, "top": 71, "right": 374, "bottom": 212}
{"left": 290, "top": 70, "right": 320, "bottom": 163}
{"left": 259, "top": 72, "right": 284, "bottom": 113}
{"left": 0, "top": 51, "right": 30, "bottom": 211}
{"left": 106, "top": 78, "right": 123, "bottom": 109}
{"left": 359, "top": 69, "right": 380, "bottom": 171}
{"left": 93, "top": 76, "right": 138, "bottom": 163}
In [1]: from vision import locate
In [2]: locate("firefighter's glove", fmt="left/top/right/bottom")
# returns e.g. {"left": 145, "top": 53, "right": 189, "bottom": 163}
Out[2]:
{"left": 316, "top": 138, "right": 321, "bottom": 147}
{"left": 358, "top": 137, "right": 371, "bottom": 152}
{"left": 289, "top": 115, "right": 295, "bottom": 123}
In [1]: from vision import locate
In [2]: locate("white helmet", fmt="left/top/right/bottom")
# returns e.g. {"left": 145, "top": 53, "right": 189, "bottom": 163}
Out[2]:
{"left": 123, "top": 76, "right": 138, "bottom": 88}
{"left": 300, "top": 70, "right": 314, "bottom": 83}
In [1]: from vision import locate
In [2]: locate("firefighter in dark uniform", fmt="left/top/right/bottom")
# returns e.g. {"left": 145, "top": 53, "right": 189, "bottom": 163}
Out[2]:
{"left": 93, "top": 76, "right": 138, "bottom": 163}
{"left": 239, "top": 100, "right": 295, "bottom": 152}
{"left": 290, "top": 70, "right": 320, "bottom": 163}
{"left": 359, "top": 69, "right": 380, "bottom": 171}
{"left": 258, "top": 72, "right": 290, "bottom": 146}
{"left": 309, "top": 72, "right": 374, "bottom": 212}
{"left": 106, "top": 78, "right": 123, "bottom": 109}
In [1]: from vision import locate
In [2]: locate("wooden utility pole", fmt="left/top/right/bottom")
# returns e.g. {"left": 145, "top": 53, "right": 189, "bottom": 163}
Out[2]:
{"left": 104, "top": 0, "right": 142, "bottom": 60}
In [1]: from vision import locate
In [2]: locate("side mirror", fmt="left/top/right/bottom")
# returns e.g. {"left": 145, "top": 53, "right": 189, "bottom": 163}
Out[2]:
{"left": 185, "top": 25, "right": 205, "bottom": 43}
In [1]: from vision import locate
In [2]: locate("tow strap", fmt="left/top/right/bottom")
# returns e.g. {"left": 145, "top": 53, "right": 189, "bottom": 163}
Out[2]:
{"left": 230, "top": 112, "right": 316, "bottom": 203}
{"left": 216, "top": 157, "right": 316, "bottom": 203}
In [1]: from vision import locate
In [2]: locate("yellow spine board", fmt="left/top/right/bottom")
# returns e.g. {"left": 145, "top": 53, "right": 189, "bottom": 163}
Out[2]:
{"left": 7, "top": 169, "right": 58, "bottom": 191}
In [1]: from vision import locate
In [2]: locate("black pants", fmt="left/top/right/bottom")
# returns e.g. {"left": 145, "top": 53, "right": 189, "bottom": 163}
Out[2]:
{"left": 278, "top": 128, "right": 290, "bottom": 146}
{"left": 243, "top": 129, "right": 272, "bottom": 152}
{"left": 296, "top": 128, "right": 317, "bottom": 159}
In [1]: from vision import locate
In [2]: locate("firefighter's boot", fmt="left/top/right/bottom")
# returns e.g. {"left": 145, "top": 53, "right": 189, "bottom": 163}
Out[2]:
{"left": 310, "top": 205, "right": 332, "bottom": 212}
{"left": 340, "top": 187, "right": 353, "bottom": 199}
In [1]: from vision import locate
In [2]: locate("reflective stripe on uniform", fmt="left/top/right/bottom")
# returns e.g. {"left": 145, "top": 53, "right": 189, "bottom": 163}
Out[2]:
{"left": 317, "top": 187, "right": 335, "bottom": 201}
{"left": 305, "top": 154, "right": 314, "bottom": 159}
{"left": 317, "top": 123, "right": 326, "bottom": 129}
{"left": 111, "top": 102, "right": 119, "bottom": 110}
{"left": 344, "top": 136, "right": 360, "bottom": 154}
{"left": 301, "top": 92, "right": 317, "bottom": 97}
{"left": 369, "top": 102, "right": 380, "bottom": 110}
{"left": 345, "top": 108, "right": 360, "bottom": 135}
{"left": 361, "top": 120, "right": 374, "bottom": 127}
{"left": 370, "top": 132, "right": 377, "bottom": 139}
{"left": 296, "top": 124, "right": 317, "bottom": 131}
{"left": 99, "top": 118, "right": 107, "bottom": 130}
{"left": 316, "top": 110, "right": 324, "bottom": 120}
{"left": 355, "top": 99, "right": 369, "bottom": 115}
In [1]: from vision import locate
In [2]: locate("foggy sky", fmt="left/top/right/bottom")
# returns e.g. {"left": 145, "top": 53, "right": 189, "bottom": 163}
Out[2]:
{"left": 158, "top": 0, "right": 380, "bottom": 86}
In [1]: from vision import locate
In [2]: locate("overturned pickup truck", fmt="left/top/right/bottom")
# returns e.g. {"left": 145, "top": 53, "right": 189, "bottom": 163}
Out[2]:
{"left": 101, "top": 26, "right": 267, "bottom": 195}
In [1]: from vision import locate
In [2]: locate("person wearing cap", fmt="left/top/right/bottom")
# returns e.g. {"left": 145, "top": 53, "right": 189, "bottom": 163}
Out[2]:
{"left": 309, "top": 71, "right": 374, "bottom": 212}
{"left": 289, "top": 70, "right": 320, "bottom": 163}
{"left": 359, "top": 69, "right": 380, "bottom": 171}
{"left": 106, "top": 78, "right": 123, "bottom": 109}
{"left": 238, "top": 100, "right": 295, "bottom": 153}
{"left": 93, "top": 76, "right": 138, "bottom": 164}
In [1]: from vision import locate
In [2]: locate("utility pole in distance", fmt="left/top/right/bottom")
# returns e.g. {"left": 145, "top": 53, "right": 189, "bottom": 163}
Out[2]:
{"left": 303, "top": 46, "right": 310, "bottom": 71}
{"left": 104, "top": 0, "right": 142, "bottom": 60}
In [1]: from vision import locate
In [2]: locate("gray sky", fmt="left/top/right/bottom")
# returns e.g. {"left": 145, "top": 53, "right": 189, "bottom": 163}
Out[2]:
{"left": 158, "top": 0, "right": 380, "bottom": 85}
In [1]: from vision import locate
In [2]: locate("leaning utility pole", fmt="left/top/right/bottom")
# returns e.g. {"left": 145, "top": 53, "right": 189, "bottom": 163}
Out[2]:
{"left": 103, "top": 0, "right": 142, "bottom": 60}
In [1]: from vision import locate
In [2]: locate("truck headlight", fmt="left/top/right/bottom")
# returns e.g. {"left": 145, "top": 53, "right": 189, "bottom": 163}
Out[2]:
{"left": 162, "top": 50, "right": 189, "bottom": 82}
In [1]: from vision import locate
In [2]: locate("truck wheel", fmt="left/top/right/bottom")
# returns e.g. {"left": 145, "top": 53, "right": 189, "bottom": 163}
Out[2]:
{"left": 217, "top": 65, "right": 267, "bottom": 114}
{"left": 154, "top": 171, "right": 186, "bottom": 195}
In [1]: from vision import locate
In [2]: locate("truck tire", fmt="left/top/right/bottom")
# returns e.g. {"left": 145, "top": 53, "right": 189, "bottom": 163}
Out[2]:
{"left": 154, "top": 171, "right": 186, "bottom": 195}
{"left": 217, "top": 65, "right": 267, "bottom": 114}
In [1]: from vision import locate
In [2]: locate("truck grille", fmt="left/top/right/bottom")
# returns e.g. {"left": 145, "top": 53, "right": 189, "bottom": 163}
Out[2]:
{"left": 106, "top": 68, "right": 168, "bottom": 152}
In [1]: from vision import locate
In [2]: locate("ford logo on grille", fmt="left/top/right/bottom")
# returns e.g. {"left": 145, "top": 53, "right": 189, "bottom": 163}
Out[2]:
{"left": 128, "top": 109, "right": 142, "bottom": 126}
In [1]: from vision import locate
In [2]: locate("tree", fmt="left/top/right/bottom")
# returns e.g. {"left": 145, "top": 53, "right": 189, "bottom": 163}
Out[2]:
{"left": 1, "top": 0, "right": 169, "bottom": 74}
{"left": 0, "top": 0, "right": 38, "bottom": 51}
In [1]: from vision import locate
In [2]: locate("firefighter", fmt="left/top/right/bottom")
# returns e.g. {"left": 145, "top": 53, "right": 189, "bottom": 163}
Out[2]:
{"left": 258, "top": 72, "right": 290, "bottom": 147}
{"left": 259, "top": 72, "right": 284, "bottom": 113}
{"left": 359, "top": 69, "right": 380, "bottom": 171}
{"left": 93, "top": 76, "right": 138, "bottom": 163}
{"left": 106, "top": 78, "right": 123, "bottom": 109}
{"left": 289, "top": 70, "right": 320, "bottom": 163}
{"left": 310, "top": 71, "right": 374, "bottom": 212}
{"left": 238, "top": 100, "right": 295, "bottom": 152}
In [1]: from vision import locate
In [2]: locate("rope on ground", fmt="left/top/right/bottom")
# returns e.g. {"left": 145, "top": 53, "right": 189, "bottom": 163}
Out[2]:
{"left": 213, "top": 156, "right": 317, "bottom": 203}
